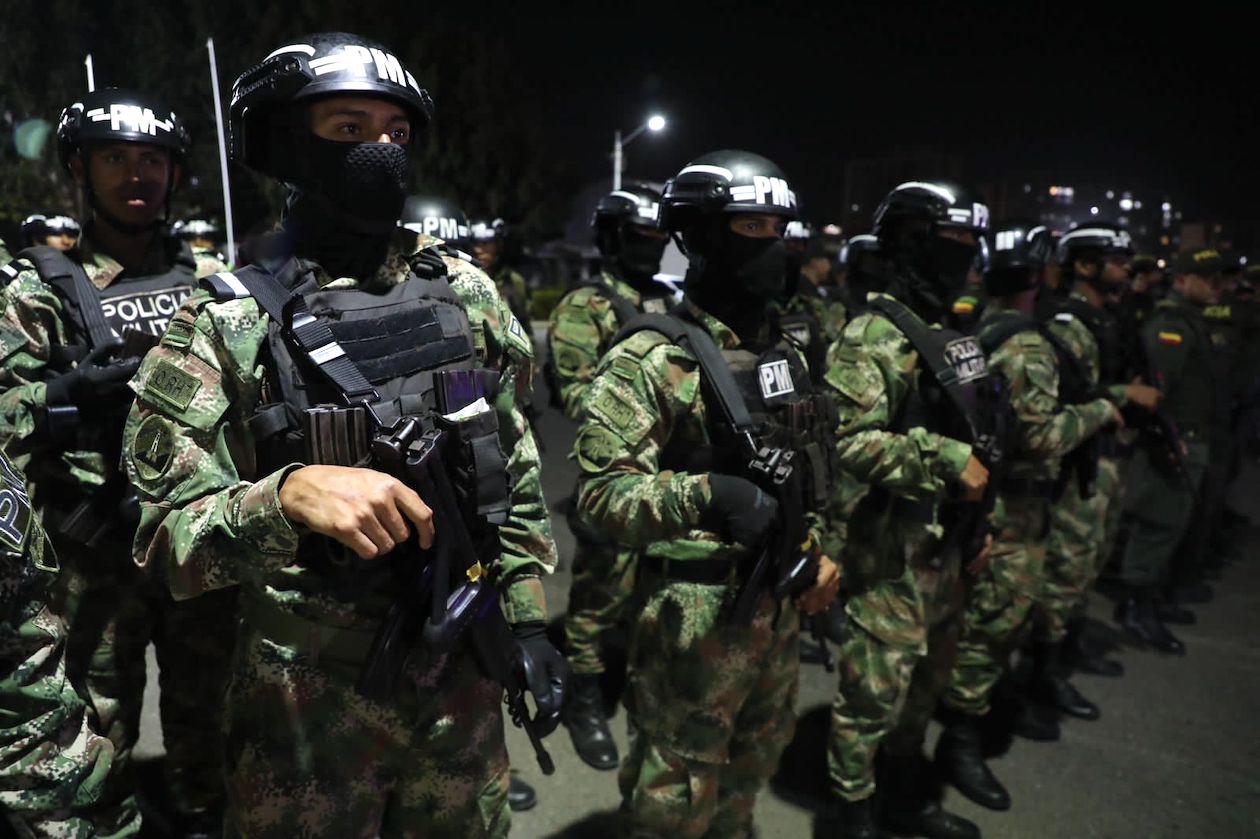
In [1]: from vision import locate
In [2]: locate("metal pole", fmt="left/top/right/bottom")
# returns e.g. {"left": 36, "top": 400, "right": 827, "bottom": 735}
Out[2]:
{"left": 84, "top": 54, "right": 94, "bottom": 92}
{"left": 206, "top": 38, "right": 236, "bottom": 264}
{"left": 612, "top": 130, "right": 622, "bottom": 191}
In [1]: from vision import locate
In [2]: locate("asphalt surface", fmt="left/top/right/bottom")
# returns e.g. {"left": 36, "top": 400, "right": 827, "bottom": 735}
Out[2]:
{"left": 134, "top": 331, "right": 1260, "bottom": 838}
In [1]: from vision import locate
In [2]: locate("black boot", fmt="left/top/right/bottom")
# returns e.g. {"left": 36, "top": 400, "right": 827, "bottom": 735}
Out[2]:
{"left": 563, "top": 673, "right": 619, "bottom": 770}
{"left": 880, "top": 752, "right": 980, "bottom": 839}
{"left": 819, "top": 796, "right": 878, "bottom": 839}
{"left": 1156, "top": 601, "right": 1197, "bottom": 625}
{"left": 508, "top": 775, "right": 537, "bottom": 812}
{"left": 1062, "top": 619, "right": 1123, "bottom": 678}
{"left": 935, "top": 711, "right": 1011, "bottom": 811}
{"left": 1029, "top": 641, "right": 1100, "bottom": 721}
{"left": 1010, "top": 698, "right": 1060, "bottom": 741}
{"left": 1115, "top": 587, "right": 1186, "bottom": 655}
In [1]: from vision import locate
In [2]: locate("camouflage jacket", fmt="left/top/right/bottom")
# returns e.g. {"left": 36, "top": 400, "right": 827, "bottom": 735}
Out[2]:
{"left": 547, "top": 271, "right": 668, "bottom": 420}
{"left": 122, "top": 231, "right": 556, "bottom": 628}
{"left": 0, "top": 452, "right": 111, "bottom": 828}
{"left": 821, "top": 296, "right": 973, "bottom": 577}
{"left": 979, "top": 304, "right": 1118, "bottom": 480}
{"left": 574, "top": 298, "right": 820, "bottom": 565}
{"left": 782, "top": 280, "right": 847, "bottom": 345}
{"left": 491, "top": 264, "right": 532, "bottom": 324}
{"left": 0, "top": 232, "right": 224, "bottom": 495}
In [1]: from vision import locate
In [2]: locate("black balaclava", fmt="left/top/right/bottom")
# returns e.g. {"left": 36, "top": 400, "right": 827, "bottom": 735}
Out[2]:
{"left": 279, "top": 114, "right": 412, "bottom": 280}
{"left": 684, "top": 215, "right": 788, "bottom": 346}
{"left": 885, "top": 221, "right": 975, "bottom": 324}
{"left": 612, "top": 225, "right": 668, "bottom": 289}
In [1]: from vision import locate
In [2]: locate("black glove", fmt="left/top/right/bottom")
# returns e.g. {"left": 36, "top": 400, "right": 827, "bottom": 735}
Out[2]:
{"left": 407, "top": 247, "right": 450, "bottom": 280}
{"left": 703, "top": 473, "right": 780, "bottom": 546}
{"left": 511, "top": 621, "right": 570, "bottom": 737}
{"left": 45, "top": 342, "right": 140, "bottom": 407}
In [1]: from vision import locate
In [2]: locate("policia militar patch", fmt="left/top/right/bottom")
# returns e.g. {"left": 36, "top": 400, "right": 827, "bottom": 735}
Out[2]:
{"left": 133, "top": 415, "right": 175, "bottom": 481}
{"left": 145, "top": 359, "right": 201, "bottom": 412}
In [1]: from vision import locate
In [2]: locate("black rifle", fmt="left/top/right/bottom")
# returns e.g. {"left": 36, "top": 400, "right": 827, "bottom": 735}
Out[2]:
{"left": 356, "top": 419, "right": 555, "bottom": 774}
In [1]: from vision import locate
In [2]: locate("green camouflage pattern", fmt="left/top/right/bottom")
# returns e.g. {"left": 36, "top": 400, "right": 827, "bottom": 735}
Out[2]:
{"left": 490, "top": 264, "right": 531, "bottom": 325}
{"left": 121, "top": 232, "right": 549, "bottom": 835}
{"left": 0, "top": 235, "right": 224, "bottom": 488}
{"left": 221, "top": 623, "right": 509, "bottom": 839}
{"left": 546, "top": 271, "right": 646, "bottom": 420}
{"left": 564, "top": 539, "right": 638, "bottom": 675}
{"left": 574, "top": 298, "right": 807, "bottom": 835}
{"left": 945, "top": 303, "right": 1118, "bottom": 715}
{"left": 1, "top": 452, "right": 113, "bottom": 838}
{"left": 782, "top": 282, "right": 847, "bottom": 345}
{"left": 619, "top": 576, "right": 798, "bottom": 838}
{"left": 819, "top": 299, "right": 971, "bottom": 801}
{"left": 1038, "top": 456, "right": 1120, "bottom": 642}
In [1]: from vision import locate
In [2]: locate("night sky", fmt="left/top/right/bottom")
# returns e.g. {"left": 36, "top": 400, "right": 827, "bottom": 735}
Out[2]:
{"left": 454, "top": 2, "right": 1256, "bottom": 225}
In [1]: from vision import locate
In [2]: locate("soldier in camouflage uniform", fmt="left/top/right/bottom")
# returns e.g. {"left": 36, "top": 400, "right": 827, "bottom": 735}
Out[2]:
{"left": 547, "top": 185, "right": 671, "bottom": 770}
{"left": 0, "top": 89, "right": 233, "bottom": 838}
{"left": 171, "top": 219, "right": 226, "bottom": 265}
{"left": 822, "top": 181, "right": 994, "bottom": 839}
{"left": 1034, "top": 224, "right": 1160, "bottom": 696}
{"left": 937, "top": 221, "right": 1154, "bottom": 812}
{"left": 471, "top": 218, "right": 532, "bottom": 326}
{"left": 780, "top": 220, "right": 847, "bottom": 369}
{"left": 121, "top": 34, "right": 566, "bottom": 838}
{"left": 574, "top": 150, "right": 840, "bottom": 838}
{"left": 1, "top": 449, "right": 115, "bottom": 838}
{"left": 21, "top": 214, "right": 82, "bottom": 253}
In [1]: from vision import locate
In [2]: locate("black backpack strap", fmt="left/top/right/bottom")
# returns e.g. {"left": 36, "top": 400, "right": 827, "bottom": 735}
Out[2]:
{"left": 614, "top": 309, "right": 756, "bottom": 438}
{"left": 977, "top": 311, "right": 1039, "bottom": 357}
{"left": 17, "top": 246, "right": 117, "bottom": 351}
{"left": 1, "top": 259, "right": 28, "bottom": 286}
{"left": 868, "top": 296, "right": 981, "bottom": 436}
{"left": 585, "top": 279, "right": 640, "bottom": 327}
{"left": 199, "top": 264, "right": 380, "bottom": 408}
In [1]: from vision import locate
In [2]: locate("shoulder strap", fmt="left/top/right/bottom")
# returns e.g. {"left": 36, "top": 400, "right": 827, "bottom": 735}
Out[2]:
{"left": 17, "top": 245, "right": 117, "bottom": 351}
{"left": 614, "top": 309, "right": 756, "bottom": 437}
{"left": 977, "top": 311, "right": 1039, "bottom": 356}
{"left": 585, "top": 279, "right": 639, "bottom": 327}
{"left": 199, "top": 263, "right": 380, "bottom": 407}
{"left": 1038, "top": 323, "right": 1091, "bottom": 391}
{"left": 868, "top": 295, "right": 982, "bottom": 438}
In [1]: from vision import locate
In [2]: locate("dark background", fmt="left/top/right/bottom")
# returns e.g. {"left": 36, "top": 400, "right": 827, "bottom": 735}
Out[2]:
{"left": 1, "top": 0, "right": 1254, "bottom": 246}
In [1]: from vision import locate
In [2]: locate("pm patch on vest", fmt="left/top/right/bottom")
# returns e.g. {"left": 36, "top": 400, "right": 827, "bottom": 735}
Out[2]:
{"left": 942, "top": 336, "right": 987, "bottom": 383}
{"left": 757, "top": 350, "right": 797, "bottom": 405}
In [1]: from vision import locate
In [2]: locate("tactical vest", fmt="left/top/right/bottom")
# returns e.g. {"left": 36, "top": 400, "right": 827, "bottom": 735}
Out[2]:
{"left": 16, "top": 243, "right": 197, "bottom": 371}
{"left": 613, "top": 310, "right": 838, "bottom": 534}
{"left": 982, "top": 309, "right": 1098, "bottom": 497}
{"left": 1056, "top": 296, "right": 1123, "bottom": 385}
{"left": 774, "top": 301, "right": 827, "bottom": 386}
{"left": 202, "top": 250, "right": 510, "bottom": 586}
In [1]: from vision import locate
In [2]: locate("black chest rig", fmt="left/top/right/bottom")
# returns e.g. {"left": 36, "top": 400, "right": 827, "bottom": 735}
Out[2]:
{"left": 202, "top": 251, "right": 510, "bottom": 586}
{"left": 1057, "top": 297, "right": 1122, "bottom": 385}
{"left": 614, "top": 308, "right": 839, "bottom": 534}
{"left": 859, "top": 297, "right": 1011, "bottom": 570}
{"left": 773, "top": 301, "right": 827, "bottom": 387}
{"left": 982, "top": 309, "right": 1098, "bottom": 498}
{"left": 17, "top": 242, "right": 197, "bottom": 372}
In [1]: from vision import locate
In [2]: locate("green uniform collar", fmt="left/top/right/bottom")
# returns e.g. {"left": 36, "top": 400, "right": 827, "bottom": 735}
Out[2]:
{"left": 680, "top": 296, "right": 740, "bottom": 350}
{"left": 601, "top": 270, "right": 643, "bottom": 307}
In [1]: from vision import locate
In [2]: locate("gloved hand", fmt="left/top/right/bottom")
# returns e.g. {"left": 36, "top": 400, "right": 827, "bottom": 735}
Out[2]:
{"left": 512, "top": 621, "right": 570, "bottom": 737}
{"left": 703, "top": 473, "right": 780, "bottom": 546}
{"left": 45, "top": 342, "right": 140, "bottom": 407}
{"left": 408, "top": 248, "right": 450, "bottom": 280}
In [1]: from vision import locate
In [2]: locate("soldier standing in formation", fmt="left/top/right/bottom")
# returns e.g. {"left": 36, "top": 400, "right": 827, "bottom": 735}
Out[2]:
{"left": 0, "top": 87, "right": 235, "bottom": 836}
{"left": 547, "top": 184, "right": 672, "bottom": 770}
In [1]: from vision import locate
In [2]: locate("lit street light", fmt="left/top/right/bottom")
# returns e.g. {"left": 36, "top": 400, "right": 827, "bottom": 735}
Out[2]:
{"left": 613, "top": 114, "right": 667, "bottom": 190}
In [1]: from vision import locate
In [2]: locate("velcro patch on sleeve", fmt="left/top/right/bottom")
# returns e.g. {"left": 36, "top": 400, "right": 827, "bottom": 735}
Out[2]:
{"left": 145, "top": 359, "right": 202, "bottom": 412}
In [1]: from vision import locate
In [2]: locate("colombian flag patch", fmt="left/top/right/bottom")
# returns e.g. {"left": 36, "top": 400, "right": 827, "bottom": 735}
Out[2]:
{"left": 952, "top": 300, "right": 975, "bottom": 315}
{"left": 1157, "top": 331, "right": 1183, "bottom": 346}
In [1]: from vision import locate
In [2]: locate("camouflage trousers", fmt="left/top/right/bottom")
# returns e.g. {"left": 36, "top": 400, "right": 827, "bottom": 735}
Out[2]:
{"left": 564, "top": 536, "right": 638, "bottom": 675}
{"left": 223, "top": 612, "right": 510, "bottom": 839}
{"left": 58, "top": 535, "right": 237, "bottom": 833}
{"left": 944, "top": 495, "right": 1049, "bottom": 715}
{"left": 2, "top": 606, "right": 114, "bottom": 839}
{"left": 619, "top": 571, "right": 799, "bottom": 838}
{"left": 828, "top": 554, "right": 965, "bottom": 801}
{"left": 1037, "top": 457, "right": 1121, "bottom": 643}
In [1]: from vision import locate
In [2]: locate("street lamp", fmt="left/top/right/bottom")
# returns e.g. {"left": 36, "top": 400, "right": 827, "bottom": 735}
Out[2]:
{"left": 613, "top": 114, "right": 667, "bottom": 190}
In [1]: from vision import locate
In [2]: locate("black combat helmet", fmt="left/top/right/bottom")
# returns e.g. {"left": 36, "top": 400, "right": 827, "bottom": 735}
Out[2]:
{"left": 984, "top": 220, "right": 1055, "bottom": 296}
{"left": 172, "top": 218, "right": 221, "bottom": 240}
{"left": 839, "top": 233, "right": 887, "bottom": 303}
{"left": 229, "top": 32, "right": 433, "bottom": 181}
{"left": 661, "top": 149, "right": 799, "bottom": 243}
{"left": 57, "top": 88, "right": 192, "bottom": 177}
{"left": 1055, "top": 222, "right": 1133, "bottom": 291}
{"left": 870, "top": 180, "right": 990, "bottom": 318}
{"left": 21, "top": 213, "right": 81, "bottom": 247}
{"left": 591, "top": 184, "right": 665, "bottom": 283}
{"left": 468, "top": 218, "right": 506, "bottom": 243}
{"left": 400, "top": 195, "right": 470, "bottom": 246}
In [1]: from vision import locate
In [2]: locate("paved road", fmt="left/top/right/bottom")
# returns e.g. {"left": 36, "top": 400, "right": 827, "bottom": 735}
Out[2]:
{"left": 135, "top": 344, "right": 1260, "bottom": 838}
